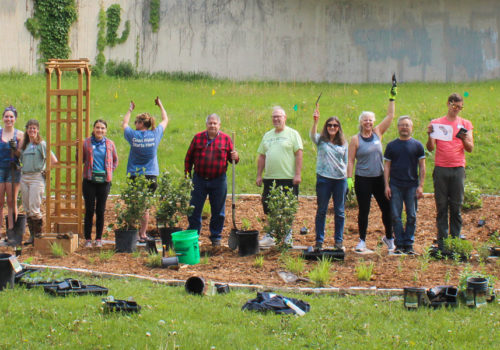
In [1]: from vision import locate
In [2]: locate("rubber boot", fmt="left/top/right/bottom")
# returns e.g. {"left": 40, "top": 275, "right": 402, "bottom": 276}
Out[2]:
{"left": 24, "top": 217, "right": 35, "bottom": 246}
{"left": 32, "top": 218, "right": 43, "bottom": 238}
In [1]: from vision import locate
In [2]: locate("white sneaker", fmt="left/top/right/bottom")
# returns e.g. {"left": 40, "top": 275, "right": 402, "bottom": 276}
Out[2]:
{"left": 259, "top": 233, "right": 275, "bottom": 248}
{"left": 94, "top": 240, "right": 103, "bottom": 248}
{"left": 355, "top": 239, "right": 366, "bottom": 252}
{"left": 382, "top": 237, "right": 395, "bottom": 251}
{"left": 284, "top": 230, "right": 293, "bottom": 247}
{"left": 84, "top": 240, "right": 92, "bottom": 248}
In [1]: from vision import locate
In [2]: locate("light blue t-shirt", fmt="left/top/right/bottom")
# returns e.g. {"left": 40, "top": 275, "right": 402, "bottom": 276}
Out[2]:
{"left": 91, "top": 136, "right": 106, "bottom": 172}
{"left": 124, "top": 125, "right": 164, "bottom": 175}
{"left": 311, "top": 133, "right": 348, "bottom": 179}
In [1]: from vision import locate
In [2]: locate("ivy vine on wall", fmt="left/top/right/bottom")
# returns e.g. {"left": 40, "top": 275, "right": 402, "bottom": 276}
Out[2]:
{"left": 25, "top": 0, "right": 77, "bottom": 62}
{"left": 106, "top": 4, "right": 130, "bottom": 47}
{"left": 149, "top": 0, "right": 160, "bottom": 33}
{"left": 94, "top": 6, "right": 107, "bottom": 76}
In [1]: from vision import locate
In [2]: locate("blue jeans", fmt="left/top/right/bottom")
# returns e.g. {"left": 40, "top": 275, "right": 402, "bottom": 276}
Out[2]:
{"left": 187, "top": 173, "right": 227, "bottom": 243}
{"left": 390, "top": 185, "right": 418, "bottom": 248}
{"left": 314, "top": 175, "right": 347, "bottom": 244}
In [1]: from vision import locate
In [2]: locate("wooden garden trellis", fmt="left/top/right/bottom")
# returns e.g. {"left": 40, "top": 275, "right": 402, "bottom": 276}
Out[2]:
{"left": 45, "top": 59, "right": 91, "bottom": 236}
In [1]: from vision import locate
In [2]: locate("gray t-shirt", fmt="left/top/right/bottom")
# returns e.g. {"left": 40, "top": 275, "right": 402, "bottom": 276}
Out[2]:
{"left": 355, "top": 133, "right": 384, "bottom": 177}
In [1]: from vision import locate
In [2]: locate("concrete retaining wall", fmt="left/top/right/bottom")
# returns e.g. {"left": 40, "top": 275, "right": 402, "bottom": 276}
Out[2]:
{"left": 1, "top": 0, "right": 499, "bottom": 82}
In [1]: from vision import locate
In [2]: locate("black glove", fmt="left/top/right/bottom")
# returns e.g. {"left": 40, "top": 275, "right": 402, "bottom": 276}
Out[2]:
{"left": 9, "top": 139, "right": 16, "bottom": 151}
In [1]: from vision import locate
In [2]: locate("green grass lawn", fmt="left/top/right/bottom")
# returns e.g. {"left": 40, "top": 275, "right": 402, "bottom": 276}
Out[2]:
{"left": 1, "top": 73, "right": 499, "bottom": 195}
{"left": 0, "top": 273, "right": 498, "bottom": 349}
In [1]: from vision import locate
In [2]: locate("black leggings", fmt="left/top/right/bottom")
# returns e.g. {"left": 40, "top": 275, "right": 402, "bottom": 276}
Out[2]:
{"left": 354, "top": 175, "right": 392, "bottom": 240}
{"left": 83, "top": 179, "right": 111, "bottom": 240}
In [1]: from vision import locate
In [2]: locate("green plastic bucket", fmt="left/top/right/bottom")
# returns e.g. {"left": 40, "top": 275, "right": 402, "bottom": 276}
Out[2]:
{"left": 172, "top": 230, "right": 200, "bottom": 265}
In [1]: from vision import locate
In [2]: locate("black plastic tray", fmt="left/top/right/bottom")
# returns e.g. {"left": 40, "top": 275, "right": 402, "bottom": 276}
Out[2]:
{"left": 302, "top": 249, "right": 344, "bottom": 261}
{"left": 21, "top": 280, "right": 64, "bottom": 289}
{"left": 44, "top": 284, "right": 108, "bottom": 296}
{"left": 103, "top": 299, "right": 141, "bottom": 313}
{"left": 14, "top": 268, "right": 40, "bottom": 284}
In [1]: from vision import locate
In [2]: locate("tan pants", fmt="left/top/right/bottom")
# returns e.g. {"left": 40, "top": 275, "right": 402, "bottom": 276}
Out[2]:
{"left": 20, "top": 172, "right": 45, "bottom": 219}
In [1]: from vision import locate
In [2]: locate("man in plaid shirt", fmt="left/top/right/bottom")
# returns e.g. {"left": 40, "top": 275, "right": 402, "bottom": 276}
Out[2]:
{"left": 185, "top": 114, "right": 239, "bottom": 247}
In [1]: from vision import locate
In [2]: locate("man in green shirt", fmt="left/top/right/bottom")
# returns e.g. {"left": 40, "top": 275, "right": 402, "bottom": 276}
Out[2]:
{"left": 256, "top": 106, "right": 303, "bottom": 247}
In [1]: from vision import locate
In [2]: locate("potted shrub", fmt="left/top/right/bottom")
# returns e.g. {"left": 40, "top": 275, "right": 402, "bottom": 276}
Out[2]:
{"left": 112, "top": 174, "right": 154, "bottom": 252}
{"left": 154, "top": 171, "right": 194, "bottom": 249}
{"left": 264, "top": 183, "right": 298, "bottom": 251}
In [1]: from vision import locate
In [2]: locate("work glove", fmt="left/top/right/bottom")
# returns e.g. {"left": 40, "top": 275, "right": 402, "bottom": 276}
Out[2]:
{"left": 9, "top": 139, "right": 16, "bottom": 150}
{"left": 389, "top": 73, "right": 397, "bottom": 101}
{"left": 347, "top": 177, "right": 354, "bottom": 192}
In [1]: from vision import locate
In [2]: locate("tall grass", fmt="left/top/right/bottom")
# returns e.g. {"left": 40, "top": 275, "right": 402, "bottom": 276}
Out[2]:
{"left": 0, "top": 274, "right": 498, "bottom": 348}
{"left": 1, "top": 74, "right": 499, "bottom": 194}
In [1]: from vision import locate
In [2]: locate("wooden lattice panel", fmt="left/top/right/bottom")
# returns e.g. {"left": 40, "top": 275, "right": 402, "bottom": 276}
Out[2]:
{"left": 45, "top": 59, "right": 91, "bottom": 236}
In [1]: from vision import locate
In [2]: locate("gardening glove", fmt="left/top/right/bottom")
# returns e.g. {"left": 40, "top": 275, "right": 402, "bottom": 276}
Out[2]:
{"left": 9, "top": 139, "right": 16, "bottom": 150}
{"left": 347, "top": 177, "right": 354, "bottom": 192}
{"left": 389, "top": 73, "right": 397, "bottom": 101}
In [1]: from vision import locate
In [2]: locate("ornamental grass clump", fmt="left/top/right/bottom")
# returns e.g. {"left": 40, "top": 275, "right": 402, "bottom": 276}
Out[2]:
{"left": 308, "top": 256, "right": 332, "bottom": 287}
{"left": 264, "top": 183, "right": 298, "bottom": 250}
{"left": 355, "top": 260, "right": 375, "bottom": 281}
{"left": 281, "top": 253, "right": 305, "bottom": 275}
{"left": 155, "top": 171, "right": 194, "bottom": 228}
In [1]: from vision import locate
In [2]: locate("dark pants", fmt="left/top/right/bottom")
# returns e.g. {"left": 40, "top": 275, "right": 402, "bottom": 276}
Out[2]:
{"left": 83, "top": 179, "right": 111, "bottom": 240}
{"left": 262, "top": 179, "right": 299, "bottom": 215}
{"left": 354, "top": 175, "right": 392, "bottom": 241}
{"left": 187, "top": 173, "right": 227, "bottom": 243}
{"left": 433, "top": 166, "right": 465, "bottom": 245}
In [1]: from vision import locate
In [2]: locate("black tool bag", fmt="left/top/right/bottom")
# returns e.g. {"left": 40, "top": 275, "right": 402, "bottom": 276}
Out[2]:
{"left": 242, "top": 292, "right": 310, "bottom": 315}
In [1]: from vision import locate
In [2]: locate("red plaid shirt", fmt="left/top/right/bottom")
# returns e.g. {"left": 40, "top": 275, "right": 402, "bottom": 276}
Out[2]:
{"left": 184, "top": 131, "right": 238, "bottom": 179}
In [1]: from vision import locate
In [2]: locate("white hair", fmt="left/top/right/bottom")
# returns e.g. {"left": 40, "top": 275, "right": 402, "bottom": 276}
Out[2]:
{"left": 206, "top": 113, "right": 220, "bottom": 123}
{"left": 271, "top": 106, "right": 286, "bottom": 117}
{"left": 358, "top": 111, "right": 375, "bottom": 132}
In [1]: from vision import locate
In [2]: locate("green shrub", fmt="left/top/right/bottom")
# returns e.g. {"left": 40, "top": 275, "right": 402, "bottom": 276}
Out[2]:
{"left": 265, "top": 183, "right": 299, "bottom": 250}
{"left": 443, "top": 237, "right": 474, "bottom": 259}
{"left": 355, "top": 260, "right": 375, "bottom": 281}
{"left": 105, "top": 60, "right": 136, "bottom": 78}
{"left": 462, "top": 181, "right": 483, "bottom": 210}
{"left": 308, "top": 257, "right": 332, "bottom": 287}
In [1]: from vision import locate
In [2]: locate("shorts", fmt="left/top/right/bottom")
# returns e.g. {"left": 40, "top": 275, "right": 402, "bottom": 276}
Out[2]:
{"left": 129, "top": 174, "right": 157, "bottom": 192}
{"left": 0, "top": 167, "right": 21, "bottom": 183}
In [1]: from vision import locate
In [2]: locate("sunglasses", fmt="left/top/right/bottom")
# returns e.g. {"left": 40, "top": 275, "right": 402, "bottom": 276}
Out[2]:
{"left": 450, "top": 104, "right": 464, "bottom": 110}
{"left": 327, "top": 123, "right": 340, "bottom": 128}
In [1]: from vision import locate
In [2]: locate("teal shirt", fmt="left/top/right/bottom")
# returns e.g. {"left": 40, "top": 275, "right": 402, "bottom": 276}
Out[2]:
{"left": 311, "top": 133, "right": 348, "bottom": 179}
{"left": 20, "top": 141, "right": 46, "bottom": 173}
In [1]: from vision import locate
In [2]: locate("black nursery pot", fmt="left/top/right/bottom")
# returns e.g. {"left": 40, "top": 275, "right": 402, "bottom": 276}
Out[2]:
{"left": 236, "top": 230, "right": 259, "bottom": 257}
{"left": 403, "top": 287, "right": 427, "bottom": 309}
{"left": 114, "top": 229, "right": 138, "bottom": 253}
{"left": 185, "top": 276, "right": 205, "bottom": 295}
{"left": 0, "top": 253, "right": 15, "bottom": 291}
{"left": 159, "top": 227, "right": 182, "bottom": 250}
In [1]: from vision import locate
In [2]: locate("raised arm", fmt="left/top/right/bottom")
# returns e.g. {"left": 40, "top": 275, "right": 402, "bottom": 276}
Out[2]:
{"left": 309, "top": 105, "right": 320, "bottom": 140}
{"left": 121, "top": 101, "right": 135, "bottom": 130}
{"left": 375, "top": 99, "right": 395, "bottom": 137}
{"left": 155, "top": 97, "right": 168, "bottom": 130}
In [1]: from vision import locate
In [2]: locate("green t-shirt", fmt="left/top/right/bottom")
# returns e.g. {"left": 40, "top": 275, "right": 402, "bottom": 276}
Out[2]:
{"left": 20, "top": 141, "right": 46, "bottom": 173}
{"left": 257, "top": 126, "right": 303, "bottom": 179}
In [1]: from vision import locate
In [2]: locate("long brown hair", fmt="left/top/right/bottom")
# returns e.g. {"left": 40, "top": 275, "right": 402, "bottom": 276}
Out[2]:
{"left": 320, "top": 116, "right": 345, "bottom": 146}
{"left": 22, "top": 119, "right": 43, "bottom": 151}
{"left": 135, "top": 112, "right": 156, "bottom": 130}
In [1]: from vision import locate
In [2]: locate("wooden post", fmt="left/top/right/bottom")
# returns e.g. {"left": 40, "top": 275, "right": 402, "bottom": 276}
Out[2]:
{"left": 45, "top": 59, "right": 91, "bottom": 236}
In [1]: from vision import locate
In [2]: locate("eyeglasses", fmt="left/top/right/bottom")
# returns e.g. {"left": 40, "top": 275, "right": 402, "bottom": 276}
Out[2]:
{"left": 327, "top": 123, "right": 339, "bottom": 128}
{"left": 450, "top": 104, "right": 464, "bottom": 110}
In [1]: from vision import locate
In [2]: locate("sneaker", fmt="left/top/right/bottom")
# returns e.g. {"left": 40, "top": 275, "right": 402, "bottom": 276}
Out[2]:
{"left": 259, "top": 233, "right": 275, "bottom": 248}
{"left": 84, "top": 240, "right": 92, "bottom": 248}
{"left": 94, "top": 240, "right": 103, "bottom": 248}
{"left": 315, "top": 241, "right": 323, "bottom": 251}
{"left": 391, "top": 247, "right": 405, "bottom": 255}
{"left": 355, "top": 239, "right": 366, "bottom": 252}
{"left": 284, "top": 230, "right": 293, "bottom": 247}
{"left": 211, "top": 240, "right": 221, "bottom": 247}
{"left": 382, "top": 237, "right": 395, "bottom": 251}
{"left": 334, "top": 241, "right": 345, "bottom": 251}
{"left": 404, "top": 246, "right": 416, "bottom": 255}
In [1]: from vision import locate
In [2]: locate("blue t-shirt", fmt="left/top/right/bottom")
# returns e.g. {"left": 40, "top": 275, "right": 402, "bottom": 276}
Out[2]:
{"left": 124, "top": 125, "right": 164, "bottom": 175}
{"left": 384, "top": 138, "right": 425, "bottom": 187}
{"left": 91, "top": 136, "right": 106, "bottom": 172}
{"left": 310, "top": 133, "right": 348, "bottom": 179}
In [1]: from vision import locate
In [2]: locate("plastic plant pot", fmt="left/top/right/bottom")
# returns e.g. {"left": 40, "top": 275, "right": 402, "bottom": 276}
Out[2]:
{"left": 185, "top": 276, "right": 205, "bottom": 295}
{"left": 236, "top": 230, "right": 259, "bottom": 257}
{"left": 215, "top": 283, "right": 230, "bottom": 294}
{"left": 0, "top": 253, "right": 15, "bottom": 291}
{"left": 403, "top": 287, "right": 427, "bottom": 309}
{"left": 161, "top": 256, "right": 179, "bottom": 269}
{"left": 114, "top": 229, "right": 138, "bottom": 253}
